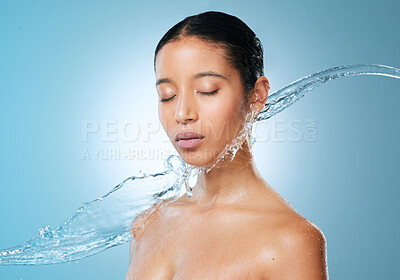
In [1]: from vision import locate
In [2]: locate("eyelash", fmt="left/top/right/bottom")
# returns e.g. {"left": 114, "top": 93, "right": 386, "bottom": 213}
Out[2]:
{"left": 198, "top": 89, "right": 218, "bottom": 95}
{"left": 160, "top": 96, "right": 175, "bottom": 103}
{"left": 159, "top": 90, "right": 219, "bottom": 103}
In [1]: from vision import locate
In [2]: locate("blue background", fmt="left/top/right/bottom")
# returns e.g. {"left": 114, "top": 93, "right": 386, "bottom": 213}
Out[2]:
{"left": 1, "top": 0, "right": 399, "bottom": 279}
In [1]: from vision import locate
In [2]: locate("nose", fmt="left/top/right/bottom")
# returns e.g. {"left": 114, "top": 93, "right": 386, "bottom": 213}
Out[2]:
{"left": 175, "top": 89, "right": 198, "bottom": 124}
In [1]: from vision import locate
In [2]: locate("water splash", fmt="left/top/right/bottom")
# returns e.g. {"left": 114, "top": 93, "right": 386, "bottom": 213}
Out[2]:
{"left": 0, "top": 156, "right": 189, "bottom": 265}
{"left": 257, "top": 64, "right": 400, "bottom": 121}
{"left": 1, "top": 64, "right": 399, "bottom": 266}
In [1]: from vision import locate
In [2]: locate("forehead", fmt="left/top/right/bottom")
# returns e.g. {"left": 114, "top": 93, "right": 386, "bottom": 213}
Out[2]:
{"left": 155, "top": 36, "right": 233, "bottom": 78}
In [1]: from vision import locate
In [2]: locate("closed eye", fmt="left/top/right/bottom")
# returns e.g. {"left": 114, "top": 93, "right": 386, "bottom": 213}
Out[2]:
{"left": 198, "top": 89, "right": 218, "bottom": 95}
{"left": 159, "top": 90, "right": 218, "bottom": 103}
{"left": 159, "top": 95, "right": 176, "bottom": 103}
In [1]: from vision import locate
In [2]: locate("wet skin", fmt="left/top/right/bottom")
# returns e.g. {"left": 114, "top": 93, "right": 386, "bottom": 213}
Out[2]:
{"left": 126, "top": 36, "right": 328, "bottom": 279}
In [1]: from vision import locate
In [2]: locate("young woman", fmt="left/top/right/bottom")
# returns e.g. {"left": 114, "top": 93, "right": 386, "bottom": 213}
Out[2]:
{"left": 126, "top": 11, "right": 328, "bottom": 279}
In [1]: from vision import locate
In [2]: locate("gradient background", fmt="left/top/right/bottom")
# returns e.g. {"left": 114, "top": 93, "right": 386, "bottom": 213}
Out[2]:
{"left": 1, "top": 0, "right": 399, "bottom": 279}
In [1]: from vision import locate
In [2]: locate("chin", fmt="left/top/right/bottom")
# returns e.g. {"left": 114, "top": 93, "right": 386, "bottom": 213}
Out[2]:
{"left": 178, "top": 151, "right": 211, "bottom": 167}
{"left": 176, "top": 147, "right": 220, "bottom": 168}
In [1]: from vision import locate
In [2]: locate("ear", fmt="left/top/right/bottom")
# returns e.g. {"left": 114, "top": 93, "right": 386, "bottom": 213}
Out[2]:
{"left": 249, "top": 76, "right": 270, "bottom": 115}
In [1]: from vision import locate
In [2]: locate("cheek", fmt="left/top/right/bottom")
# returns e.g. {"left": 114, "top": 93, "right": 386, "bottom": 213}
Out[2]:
{"left": 158, "top": 106, "right": 173, "bottom": 136}
{"left": 202, "top": 98, "right": 244, "bottom": 141}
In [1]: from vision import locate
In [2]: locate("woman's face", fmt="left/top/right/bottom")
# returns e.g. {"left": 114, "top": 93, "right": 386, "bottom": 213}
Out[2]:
{"left": 155, "top": 36, "right": 251, "bottom": 167}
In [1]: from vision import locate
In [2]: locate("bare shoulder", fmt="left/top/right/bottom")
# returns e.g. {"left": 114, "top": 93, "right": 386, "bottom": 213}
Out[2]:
{"left": 128, "top": 198, "right": 179, "bottom": 267}
{"left": 130, "top": 197, "right": 177, "bottom": 241}
{"left": 273, "top": 216, "right": 327, "bottom": 260}
{"left": 130, "top": 203, "right": 161, "bottom": 240}
{"left": 261, "top": 211, "right": 328, "bottom": 279}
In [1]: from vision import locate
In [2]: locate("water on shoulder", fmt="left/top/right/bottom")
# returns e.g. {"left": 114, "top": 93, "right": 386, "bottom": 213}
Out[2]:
{"left": 126, "top": 194, "right": 301, "bottom": 280}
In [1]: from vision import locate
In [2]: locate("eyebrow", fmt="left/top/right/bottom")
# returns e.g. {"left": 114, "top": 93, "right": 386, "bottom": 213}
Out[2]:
{"left": 155, "top": 71, "right": 228, "bottom": 86}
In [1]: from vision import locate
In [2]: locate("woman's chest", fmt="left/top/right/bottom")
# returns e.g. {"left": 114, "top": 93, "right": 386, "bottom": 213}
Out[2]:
{"left": 172, "top": 238, "right": 267, "bottom": 280}
{"left": 127, "top": 214, "right": 271, "bottom": 280}
{"left": 128, "top": 239, "right": 266, "bottom": 280}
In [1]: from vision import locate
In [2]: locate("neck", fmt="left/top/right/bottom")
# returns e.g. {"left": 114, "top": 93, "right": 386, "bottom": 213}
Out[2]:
{"left": 190, "top": 141, "right": 265, "bottom": 208}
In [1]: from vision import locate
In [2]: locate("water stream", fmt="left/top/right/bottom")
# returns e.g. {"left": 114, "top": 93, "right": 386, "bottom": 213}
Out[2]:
{"left": 1, "top": 64, "right": 398, "bottom": 265}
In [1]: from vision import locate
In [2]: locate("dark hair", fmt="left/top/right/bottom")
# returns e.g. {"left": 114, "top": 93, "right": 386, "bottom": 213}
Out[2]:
{"left": 154, "top": 11, "right": 264, "bottom": 103}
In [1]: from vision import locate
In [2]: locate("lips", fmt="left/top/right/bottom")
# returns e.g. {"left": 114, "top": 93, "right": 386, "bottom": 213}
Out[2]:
{"left": 175, "top": 131, "right": 205, "bottom": 149}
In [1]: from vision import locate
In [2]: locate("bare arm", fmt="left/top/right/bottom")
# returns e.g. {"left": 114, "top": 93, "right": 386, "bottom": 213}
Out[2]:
{"left": 129, "top": 240, "right": 135, "bottom": 264}
{"left": 265, "top": 221, "right": 328, "bottom": 279}
{"left": 125, "top": 240, "right": 136, "bottom": 280}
